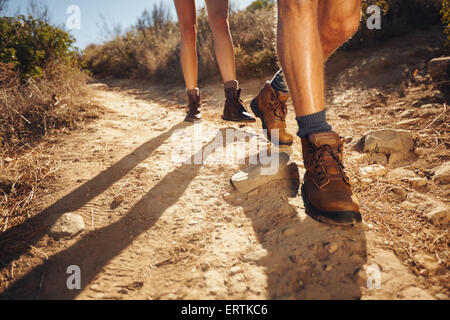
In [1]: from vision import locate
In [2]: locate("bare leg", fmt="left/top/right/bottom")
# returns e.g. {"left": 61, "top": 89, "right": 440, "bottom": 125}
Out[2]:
{"left": 174, "top": 0, "right": 198, "bottom": 90}
{"left": 272, "top": 0, "right": 361, "bottom": 97}
{"left": 205, "top": 0, "right": 236, "bottom": 83}
{"left": 277, "top": 0, "right": 323, "bottom": 117}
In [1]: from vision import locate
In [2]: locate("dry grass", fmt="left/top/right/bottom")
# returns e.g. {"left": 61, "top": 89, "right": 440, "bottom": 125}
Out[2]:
{"left": 0, "top": 62, "right": 101, "bottom": 231}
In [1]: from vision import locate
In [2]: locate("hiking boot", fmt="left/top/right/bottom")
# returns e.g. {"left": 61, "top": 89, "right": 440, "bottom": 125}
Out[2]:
{"left": 222, "top": 87, "right": 255, "bottom": 122}
{"left": 301, "top": 131, "right": 362, "bottom": 225}
{"left": 250, "top": 81, "right": 294, "bottom": 145}
{"left": 185, "top": 89, "right": 201, "bottom": 122}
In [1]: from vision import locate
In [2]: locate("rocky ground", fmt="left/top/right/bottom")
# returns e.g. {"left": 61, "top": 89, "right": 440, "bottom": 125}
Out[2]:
{"left": 0, "top": 27, "right": 448, "bottom": 300}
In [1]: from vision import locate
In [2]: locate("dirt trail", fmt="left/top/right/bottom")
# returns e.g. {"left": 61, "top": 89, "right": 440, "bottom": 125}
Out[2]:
{"left": 0, "top": 28, "right": 448, "bottom": 300}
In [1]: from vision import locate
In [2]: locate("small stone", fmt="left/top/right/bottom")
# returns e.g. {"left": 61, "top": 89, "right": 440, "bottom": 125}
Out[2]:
{"left": 414, "top": 253, "right": 439, "bottom": 274}
{"left": 408, "top": 178, "right": 428, "bottom": 188}
{"left": 243, "top": 249, "right": 268, "bottom": 263}
{"left": 425, "top": 204, "right": 450, "bottom": 226}
{"left": 49, "top": 213, "right": 85, "bottom": 239}
{"left": 435, "top": 293, "right": 449, "bottom": 300}
{"left": 230, "top": 266, "right": 242, "bottom": 276}
{"left": 328, "top": 243, "right": 339, "bottom": 254}
{"left": 204, "top": 270, "right": 226, "bottom": 296}
{"left": 325, "top": 265, "right": 333, "bottom": 272}
{"left": 388, "top": 168, "right": 416, "bottom": 180}
{"left": 360, "top": 164, "right": 386, "bottom": 176}
{"left": 391, "top": 186, "right": 407, "bottom": 200}
{"left": 114, "top": 194, "right": 125, "bottom": 204}
{"left": 200, "top": 262, "right": 210, "bottom": 272}
{"left": 433, "top": 162, "right": 450, "bottom": 184}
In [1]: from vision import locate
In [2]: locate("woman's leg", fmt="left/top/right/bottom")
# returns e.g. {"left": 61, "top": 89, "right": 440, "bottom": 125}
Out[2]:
{"left": 205, "top": 0, "right": 236, "bottom": 83}
{"left": 174, "top": 0, "right": 198, "bottom": 90}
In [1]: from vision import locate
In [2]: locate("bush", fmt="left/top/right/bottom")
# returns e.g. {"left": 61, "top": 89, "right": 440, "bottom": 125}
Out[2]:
{"left": 0, "top": 15, "right": 96, "bottom": 150}
{"left": 0, "top": 15, "right": 77, "bottom": 79}
{"left": 85, "top": 0, "right": 443, "bottom": 82}
{"left": 442, "top": 0, "right": 450, "bottom": 54}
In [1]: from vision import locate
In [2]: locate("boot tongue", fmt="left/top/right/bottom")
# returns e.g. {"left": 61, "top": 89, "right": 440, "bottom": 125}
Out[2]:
{"left": 277, "top": 91, "right": 289, "bottom": 103}
{"left": 309, "top": 131, "right": 341, "bottom": 148}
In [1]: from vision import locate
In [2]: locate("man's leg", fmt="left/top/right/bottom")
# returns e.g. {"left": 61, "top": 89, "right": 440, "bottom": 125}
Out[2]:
{"left": 206, "top": 0, "right": 255, "bottom": 122}
{"left": 269, "top": 0, "right": 362, "bottom": 95}
{"left": 277, "top": 0, "right": 362, "bottom": 225}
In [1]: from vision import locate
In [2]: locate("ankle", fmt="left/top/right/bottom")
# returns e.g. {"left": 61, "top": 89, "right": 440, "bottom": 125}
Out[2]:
{"left": 296, "top": 110, "right": 332, "bottom": 138}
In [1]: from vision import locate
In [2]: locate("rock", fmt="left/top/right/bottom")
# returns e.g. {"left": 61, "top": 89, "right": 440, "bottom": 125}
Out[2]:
{"left": 231, "top": 153, "right": 299, "bottom": 193}
{"left": 388, "top": 167, "right": 416, "bottom": 180}
{"left": 407, "top": 178, "right": 428, "bottom": 188}
{"left": 356, "top": 129, "right": 414, "bottom": 160}
{"left": 428, "top": 57, "right": 450, "bottom": 81}
{"left": 435, "top": 293, "right": 449, "bottom": 300}
{"left": 359, "top": 164, "right": 387, "bottom": 176}
{"left": 414, "top": 253, "right": 439, "bottom": 274}
{"left": 200, "top": 262, "right": 210, "bottom": 272}
{"left": 391, "top": 186, "right": 407, "bottom": 200}
{"left": 328, "top": 242, "right": 339, "bottom": 254}
{"left": 424, "top": 204, "right": 450, "bottom": 226}
{"left": 114, "top": 194, "right": 125, "bottom": 204}
{"left": 400, "top": 287, "right": 435, "bottom": 300}
{"left": 49, "top": 213, "right": 85, "bottom": 239}
{"left": 428, "top": 57, "right": 450, "bottom": 101}
{"left": 204, "top": 270, "right": 226, "bottom": 296}
{"left": 433, "top": 162, "right": 450, "bottom": 184}
{"left": 230, "top": 266, "right": 242, "bottom": 276}
{"left": 243, "top": 249, "right": 268, "bottom": 263}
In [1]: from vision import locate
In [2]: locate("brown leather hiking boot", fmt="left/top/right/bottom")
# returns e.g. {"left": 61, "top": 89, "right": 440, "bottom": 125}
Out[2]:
{"left": 250, "top": 81, "right": 294, "bottom": 145}
{"left": 222, "top": 87, "right": 255, "bottom": 122}
{"left": 185, "top": 89, "right": 201, "bottom": 122}
{"left": 301, "top": 131, "right": 362, "bottom": 225}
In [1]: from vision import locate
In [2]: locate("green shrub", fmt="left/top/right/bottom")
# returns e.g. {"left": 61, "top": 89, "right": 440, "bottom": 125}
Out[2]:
{"left": 0, "top": 15, "right": 77, "bottom": 80}
{"left": 442, "top": 0, "right": 450, "bottom": 54}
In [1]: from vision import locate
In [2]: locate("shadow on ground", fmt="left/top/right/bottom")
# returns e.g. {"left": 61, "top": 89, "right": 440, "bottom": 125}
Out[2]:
{"left": 231, "top": 176, "right": 367, "bottom": 299}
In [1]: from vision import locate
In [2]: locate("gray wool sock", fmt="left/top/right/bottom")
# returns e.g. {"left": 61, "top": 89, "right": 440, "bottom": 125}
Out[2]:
{"left": 296, "top": 110, "right": 332, "bottom": 138}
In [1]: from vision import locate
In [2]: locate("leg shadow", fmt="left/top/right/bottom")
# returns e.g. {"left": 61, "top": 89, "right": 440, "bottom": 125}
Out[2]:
{"left": 1, "top": 128, "right": 237, "bottom": 299}
{"left": 235, "top": 177, "right": 367, "bottom": 299}
{"left": 0, "top": 122, "right": 191, "bottom": 270}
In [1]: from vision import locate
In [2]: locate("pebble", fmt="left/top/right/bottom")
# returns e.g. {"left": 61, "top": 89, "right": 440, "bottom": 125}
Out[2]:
{"left": 243, "top": 249, "right": 268, "bottom": 263}
{"left": 49, "top": 213, "right": 85, "bottom": 239}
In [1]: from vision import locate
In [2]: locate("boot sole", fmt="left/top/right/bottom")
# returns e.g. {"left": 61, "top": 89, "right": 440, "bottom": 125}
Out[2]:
{"left": 221, "top": 115, "right": 255, "bottom": 123}
{"left": 301, "top": 184, "right": 362, "bottom": 226}
{"left": 250, "top": 97, "right": 293, "bottom": 146}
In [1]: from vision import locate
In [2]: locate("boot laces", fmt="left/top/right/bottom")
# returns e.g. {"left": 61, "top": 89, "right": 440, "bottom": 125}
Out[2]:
{"left": 270, "top": 93, "right": 287, "bottom": 120}
{"left": 312, "top": 144, "right": 347, "bottom": 181}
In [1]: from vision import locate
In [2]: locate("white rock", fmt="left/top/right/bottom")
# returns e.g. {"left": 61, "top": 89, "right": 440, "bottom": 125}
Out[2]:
{"left": 359, "top": 164, "right": 387, "bottom": 176}
{"left": 49, "top": 213, "right": 85, "bottom": 239}
{"left": 414, "top": 253, "right": 439, "bottom": 274}
{"left": 243, "top": 249, "right": 268, "bottom": 263}
{"left": 204, "top": 270, "right": 226, "bottom": 295}
{"left": 388, "top": 168, "right": 416, "bottom": 180}
{"left": 357, "top": 129, "right": 414, "bottom": 156}
{"left": 425, "top": 204, "right": 450, "bottom": 226}
{"left": 433, "top": 162, "right": 450, "bottom": 184}
{"left": 407, "top": 178, "right": 428, "bottom": 188}
{"left": 230, "top": 266, "right": 242, "bottom": 276}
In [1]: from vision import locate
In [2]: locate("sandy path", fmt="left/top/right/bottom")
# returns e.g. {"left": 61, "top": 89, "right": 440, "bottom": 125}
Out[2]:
{"left": 1, "top": 78, "right": 440, "bottom": 300}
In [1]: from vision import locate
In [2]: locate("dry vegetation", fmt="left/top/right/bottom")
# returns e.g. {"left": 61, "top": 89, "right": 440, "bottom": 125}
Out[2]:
{"left": 0, "top": 3, "right": 100, "bottom": 231}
